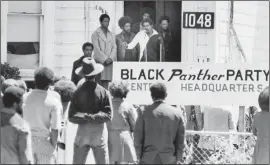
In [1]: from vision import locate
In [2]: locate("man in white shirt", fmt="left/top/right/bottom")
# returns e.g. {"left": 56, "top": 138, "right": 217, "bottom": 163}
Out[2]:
{"left": 124, "top": 18, "right": 165, "bottom": 62}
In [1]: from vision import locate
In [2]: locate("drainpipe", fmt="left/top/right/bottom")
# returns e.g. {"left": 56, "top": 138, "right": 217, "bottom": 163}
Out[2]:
{"left": 229, "top": 1, "right": 246, "bottom": 133}
{"left": 229, "top": 1, "right": 247, "bottom": 62}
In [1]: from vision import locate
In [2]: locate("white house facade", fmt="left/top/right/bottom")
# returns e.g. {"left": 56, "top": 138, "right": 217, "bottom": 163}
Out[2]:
{"left": 1, "top": 1, "right": 269, "bottom": 81}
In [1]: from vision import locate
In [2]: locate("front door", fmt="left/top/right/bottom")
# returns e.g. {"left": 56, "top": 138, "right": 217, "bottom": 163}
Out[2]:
{"left": 124, "top": 1, "right": 182, "bottom": 62}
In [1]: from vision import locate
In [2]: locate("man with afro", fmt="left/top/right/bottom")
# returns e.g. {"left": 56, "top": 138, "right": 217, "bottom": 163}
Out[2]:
{"left": 116, "top": 16, "right": 139, "bottom": 61}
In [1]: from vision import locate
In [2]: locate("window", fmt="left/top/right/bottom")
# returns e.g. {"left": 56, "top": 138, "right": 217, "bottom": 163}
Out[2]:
{"left": 7, "top": 1, "right": 42, "bottom": 69}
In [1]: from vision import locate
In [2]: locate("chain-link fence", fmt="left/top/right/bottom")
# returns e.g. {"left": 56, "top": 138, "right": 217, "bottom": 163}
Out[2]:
{"left": 183, "top": 131, "right": 256, "bottom": 164}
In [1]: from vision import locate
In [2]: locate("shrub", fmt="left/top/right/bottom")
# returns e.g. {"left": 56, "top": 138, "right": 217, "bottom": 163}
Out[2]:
{"left": 1, "top": 62, "right": 21, "bottom": 80}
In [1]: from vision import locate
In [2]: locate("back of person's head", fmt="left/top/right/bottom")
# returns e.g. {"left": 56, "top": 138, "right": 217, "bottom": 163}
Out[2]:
{"left": 150, "top": 82, "right": 167, "bottom": 101}
{"left": 109, "top": 81, "right": 130, "bottom": 99}
{"left": 1, "top": 79, "right": 19, "bottom": 93}
{"left": 54, "top": 79, "right": 76, "bottom": 103}
{"left": 34, "top": 67, "right": 54, "bottom": 90}
{"left": 17, "top": 79, "right": 27, "bottom": 93}
{"left": 258, "top": 86, "right": 269, "bottom": 112}
{"left": 3, "top": 86, "right": 24, "bottom": 108}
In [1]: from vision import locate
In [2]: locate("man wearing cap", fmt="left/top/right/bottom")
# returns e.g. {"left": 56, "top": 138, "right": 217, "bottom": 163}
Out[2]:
{"left": 116, "top": 16, "right": 139, "bottom": 61}
{"left": 69, "top": 57, "right": 113, "bottom": 164}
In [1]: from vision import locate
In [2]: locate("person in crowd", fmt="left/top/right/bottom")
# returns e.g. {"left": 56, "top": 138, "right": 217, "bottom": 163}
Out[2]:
{"left": 71, "top": 42, "right": 94, "bottom": 85}
{"left": 252, "top": 86, "right": 269, "bottom": 164}
{"left": 1, "top": 75, "right": 5, "bottom": 88}
{"left": 0, "top": 76, "right": 5, "bottom": 109}
{"left": 54, "top": 79, "right": 76, "bottom": 120}
{"left": 23, "top": 67, "right": 63, "bottom": 164}
{"left": 92, "top": 14, "right": 117, "bottom": 89}
{"left": 237, "top": 106, "right": 258, "bottom": 133}
{"left": 0, "top": 79, "right": 19, "bottom": 109}
{"left": 125, "top": 18, "right": 165, "bottom": 62}
{"left": 17, "top": 79, "right": 27, "bottom": 93}
{"left": 107, "top": 81, "right": 137, "bottom": 164}
{"left": 53, "top": 79, "right": 76, "bottom": 164}
{"left": 116, "top": 16, "right": 139, "bottom": 61}
{"left": 68, "top": 57, "right": 112, "bottom": 164}
{"left": 1, "top": 86, "right": 33, "bottom": 164}
{"left": 1, "top": 79, "right": 19, "bottom": 94}
{"left": 132, "top": 8, "right": 154, "bottom": 34}
{"left": 134, "top": 82, "right": 185, "bottom": 164}
{"left": 158, "top": 16, "right": 172, "bottom": 61}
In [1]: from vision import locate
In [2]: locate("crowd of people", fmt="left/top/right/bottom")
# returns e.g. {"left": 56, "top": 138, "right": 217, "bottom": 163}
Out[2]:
{"left": 1, "top": 56, "right": 269, "bottom": 164}
{"left": 1, "top": 12, "right": 269, "bottom": 165}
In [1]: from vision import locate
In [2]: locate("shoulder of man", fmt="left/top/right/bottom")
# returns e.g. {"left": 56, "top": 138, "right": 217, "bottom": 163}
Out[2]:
{"left": 164, "top": 103, "right": 184, "bottom": 117}
{"left": 73, "top": 56, "right": 84, "bottom": 65}
{"left": 48, "top": 90, "right": 61, "bottom": 101}
{"left": 9, "top": 114, "right": 30, "bottom": 134}
{"left": 115, "top": 33, "right": 122, "bottom": 40}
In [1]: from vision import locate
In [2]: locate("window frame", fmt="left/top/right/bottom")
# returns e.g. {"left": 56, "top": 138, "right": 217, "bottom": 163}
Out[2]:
{"left": 4, "top": 1, "right": 44, "bottom": 80}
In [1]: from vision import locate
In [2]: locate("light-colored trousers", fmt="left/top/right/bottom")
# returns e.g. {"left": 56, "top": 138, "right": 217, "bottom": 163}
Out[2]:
{"left": 73, "top": 144, "right": 109, "bottom": 164}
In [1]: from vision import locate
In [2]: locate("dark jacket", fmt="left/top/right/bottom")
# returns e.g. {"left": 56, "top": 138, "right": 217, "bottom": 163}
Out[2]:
{"left": 116, "top": 31, "right": 139, "bottom": 61}
{"left": 1, "top": 109, "right": 33, "bottom": 164}
{"left": 68, "top": 81, "right": 113, "bottom": 147}
{"left": 68, "top": 81, "right": 112, "bottom": 125}
{"left": 134, "top": 101, "right": 185, "bottom": 164}
{"left": 71, "top": 56, "right": 84, "bottom": 85}
{"left": 140, "top": 34, "right": 165, "bottom": 62}
{"left": 132, "top": 22, "right": 142, "bottom": 34}
{"left": 159, "top": 28, "right": 172, "bottom": 62}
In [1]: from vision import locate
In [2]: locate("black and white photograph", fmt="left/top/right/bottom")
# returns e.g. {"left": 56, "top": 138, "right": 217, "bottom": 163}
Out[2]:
{"left": 0, "top": 1, "right": 269, "bottom": 164}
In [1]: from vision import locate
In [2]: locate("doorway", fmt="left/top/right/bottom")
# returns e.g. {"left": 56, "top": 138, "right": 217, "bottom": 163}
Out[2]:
{"left": 124, "top": 1, "right": 182, "bottom": 62}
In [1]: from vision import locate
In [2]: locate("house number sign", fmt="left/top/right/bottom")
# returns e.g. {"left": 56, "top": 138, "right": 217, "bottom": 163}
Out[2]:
{"left": 183, "top": 12, "right": 215, "bottom": 29}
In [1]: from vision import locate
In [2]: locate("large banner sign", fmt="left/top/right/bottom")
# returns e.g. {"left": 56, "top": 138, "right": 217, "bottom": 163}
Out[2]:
{"left": 113, "top": 62, "right": 269, "bottom": 106}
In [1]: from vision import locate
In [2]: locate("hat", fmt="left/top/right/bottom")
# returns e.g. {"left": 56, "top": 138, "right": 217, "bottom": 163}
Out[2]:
{"left": 75, "top": 57, "right": 104, "bottom": 77}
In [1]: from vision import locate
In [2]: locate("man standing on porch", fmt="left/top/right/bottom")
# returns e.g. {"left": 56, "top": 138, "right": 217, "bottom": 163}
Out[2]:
{"left": 132, "top": 8, "right": 155, "bottom": 34}
{"left": 92, "top": 14, "right": 117, "bottom": 89}
{"left": 125, "top": 18, "right": 165, "bottom": 62}
{"left": 71, "top": 42, "right": 94, "bottom": 85}
{"left": 116, "top": 16, "right": 139, "bottom": 61}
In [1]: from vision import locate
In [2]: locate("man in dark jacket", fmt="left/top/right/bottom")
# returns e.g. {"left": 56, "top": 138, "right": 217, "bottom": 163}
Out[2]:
{"left": 158, "top": 16, "right": 172, "bottom": 62}
{"left": 69, "top": 57, "right": 113, "bottom": 164}
{"left": 134, "top": 82, "right": 185, "bottom": 164}
{"left": 116, "top": 16, "right": 139, "bottom": 61}
{"left": 71, "top": 42, "right": 94, "bottom": 85}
